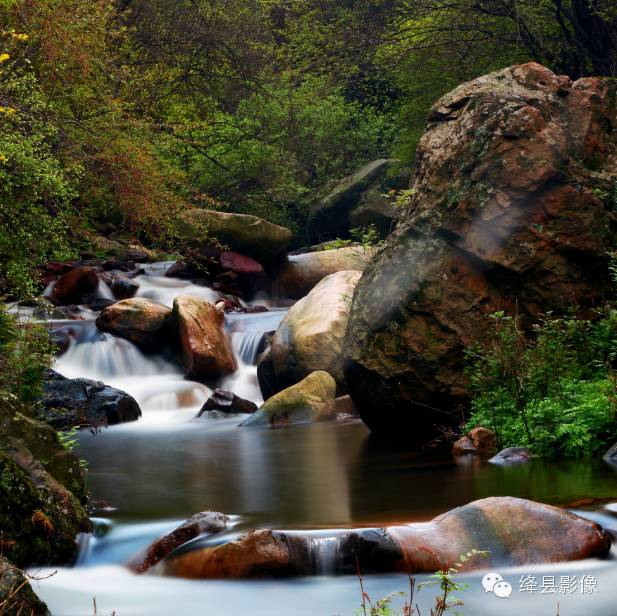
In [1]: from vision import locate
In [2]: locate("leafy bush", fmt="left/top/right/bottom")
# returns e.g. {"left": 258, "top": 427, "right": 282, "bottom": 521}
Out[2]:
{"left": 0, "top": 33, "right": 76, "bottom": 298}
{"left": 465, "top": 310, "right": 617, "bottom": 457}
{"left": 0, "top": 305, "right": 54, "bottom": 407}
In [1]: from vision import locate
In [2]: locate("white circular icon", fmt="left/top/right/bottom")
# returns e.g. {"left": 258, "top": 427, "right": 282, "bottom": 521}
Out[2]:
{"left": 482, "top": 572, "right": 504, "bottom": 593}
{"left": 493, "top": 580, "right": 513, "bottom": 598}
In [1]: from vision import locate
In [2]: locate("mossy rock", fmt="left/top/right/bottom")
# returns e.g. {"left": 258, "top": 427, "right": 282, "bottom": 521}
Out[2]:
{"left": 241, "top": 371, "right": 336, "bottom": 428}
{"left": 175, "top": 209, "right": 293, "bottom": 262}
{"left": 0, "top": 444, "right": 91, "bottom": 568}
{"left": 0, "top": 556, "right": 50, "bottom": 615}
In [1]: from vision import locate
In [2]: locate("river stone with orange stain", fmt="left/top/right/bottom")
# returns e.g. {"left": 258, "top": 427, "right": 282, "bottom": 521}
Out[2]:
{"left": 156, "top": 497, "right": 610, "bottom": 579}
{"left": 160, "top": 529, "right": 293, "bottom": 579}
{"left": 344, "top": 62, "right": 617, "bottom": 444}
{"left": 130, "top": 511, "right": 229, "bottom": 573}
{"left": 170, "top": 295, "right": 237, "bottom": 380}
{"left": 452, "top": 427, "right": 497, "bottom": 456}
{"left": 96, "top": 298, "right": 171, "bottom": 351}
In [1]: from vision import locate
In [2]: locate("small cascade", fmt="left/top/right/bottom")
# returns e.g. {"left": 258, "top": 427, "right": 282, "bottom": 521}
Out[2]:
{"left": 95, "top": 280, "right": 115, "bottom": 301}
{"left": 135, "top": 274, "right": 219, "bottom": 308}
{"left": 226, "top": 311, "right": 288, "bottom": 365}
{"left": 55, "top": 321, "right": 179, "bottom": 382}
{"left": 305, "top": 535, "right": 339, "bottom": 575}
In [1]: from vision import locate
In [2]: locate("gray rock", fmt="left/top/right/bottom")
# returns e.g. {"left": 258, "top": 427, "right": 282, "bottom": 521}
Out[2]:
{"left": 489, "top": 447, "right": 533, "bottom": 465}
{"left": 39, "top": 370, "right": 141, "bottom": 429}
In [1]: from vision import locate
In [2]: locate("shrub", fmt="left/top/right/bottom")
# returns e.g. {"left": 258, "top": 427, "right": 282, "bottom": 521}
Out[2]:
{"left": 465, "top": 309, "right": 617, "bottom": 457}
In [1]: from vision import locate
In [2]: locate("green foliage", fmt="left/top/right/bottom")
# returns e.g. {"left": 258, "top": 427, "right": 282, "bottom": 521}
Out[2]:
{"left": 351, "top": 225, "right": 383, "bottom": 249}
{"left": 0, "top": 33, "right": 76, "bottom": 298}
{"left": 465, "top": 310, "right": 617, "bottom": 457}
{"left": 0, "top": 305, "right": 55, "bottom": 407}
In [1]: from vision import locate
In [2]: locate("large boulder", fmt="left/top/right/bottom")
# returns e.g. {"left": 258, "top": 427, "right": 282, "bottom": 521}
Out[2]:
{"left": 271, "top": 246, "right": 374, "bottom": 299}
{"left": 170, "top": 295, "right": 237, "bottom": 380}
{"left": 310, "top": 159, "right": 393, "bottom": 238}
{"left": 159, "top": 497, "right": 611, "bottom": 579}
{"left": 344, "top": 63, "right": 617, "bottom": 444}
{"left": 175, "top": 209, "right": 292, "bottom": 262}
{"left": 240, "top": 371, "right": 336, "bottom": 427}
{"left": 39, "top": 370, "right": 142, "bottom": 429}
{"left": 271, "top": 270, "right": 361, "bottom": 393}
{"left": 49, "top": 266, "right": 100, "bottom": 306}
{"left": 96, "top": 298, "right": 172, "bottom": 351}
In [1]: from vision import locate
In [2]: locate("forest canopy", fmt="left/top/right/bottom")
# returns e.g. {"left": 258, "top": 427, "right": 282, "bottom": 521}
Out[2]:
{"left": 0, "top": 0, "right": 615, "bottom": 297}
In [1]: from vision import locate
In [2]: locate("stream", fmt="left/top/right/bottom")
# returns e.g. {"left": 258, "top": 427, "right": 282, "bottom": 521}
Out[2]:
{"left": 28, "top": 265, "right": 617, "bottom": 615}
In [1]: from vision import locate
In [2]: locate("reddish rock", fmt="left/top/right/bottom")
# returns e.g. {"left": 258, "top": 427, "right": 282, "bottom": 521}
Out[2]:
{"left": 161, "top": 529, "right": 293, "bottom": 579}
{"left": 453, "top": 427, "right": 497, "bottom": 456}
{"left": 159, "top": 497, "right": 611, "bottom": 579}
{"left": 130, "top": 511, "right": 229, "bottom": 573}
{"left": 344, "top": 63, "right": 617, "bottom": 444}
{"left": 49, "top": 267, "right": 100, "bottom": 306}
{"left": 170, "top": 296, "right": 237, "bottom": 380}
{"left": 219, "top": 252, "right": 266, "bottom": 298}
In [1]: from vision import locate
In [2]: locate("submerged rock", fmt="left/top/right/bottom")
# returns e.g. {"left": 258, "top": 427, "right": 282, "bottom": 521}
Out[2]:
{"left": 39, "top": 370, "right": 141, "bottom": 429}
{"left": 96, "top": 298, "right": 171, "bottom": 351}
{"left": 130, "top": 511, "right": 229, "bottom": 573}
{"left": 344, "top": 63, "right": 617, "bottom": 444}
{"left": 240, "top": 371, "right": 336, "bottom": 428}
{"left": 196, "top": 389, "right": 257, "bottom": 417}
{"left": 170, "top": 295, "right": 237, "bottom": 380}
{"left": 49, "top": 266, "right": 100, "bottom": 306}
{"left": 159, "top": 497, "right": 611, "bottom": 579}
{"left": 271, "top": 270, "right": 361, "bottom": 393}
{"left": 175, "top": 209, "right": 292, "bottom": 262}
{"left": 271, "top": 246, "right": 373, "bottom": 300}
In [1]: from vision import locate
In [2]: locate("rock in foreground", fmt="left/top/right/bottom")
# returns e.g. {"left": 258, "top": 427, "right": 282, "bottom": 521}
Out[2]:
{"left": 159, "top": 497, "right": 611, "bottom": 579}
{"left": 240, "top": 371, "right": 336, "bottom": 427}
{"left": 130, "top": 511, "right": 229, "bottom": 573}
{"left": 0, "top": 556, "right": 50, "bottom": 615}
{"left": 344, "top": 63, "right": 617, "bottom": 444}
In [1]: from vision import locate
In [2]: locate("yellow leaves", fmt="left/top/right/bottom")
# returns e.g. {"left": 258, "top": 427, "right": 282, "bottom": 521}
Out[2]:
{"left": 0, "top": 53, "right": 9, "bottom": 63}
{"left": 0, "top": 107, "right": 16, "bottom": 115}
{"left": 0, "top": 153, "right": 8, "bottom": 164}
{"left": 1, "top": 29, "right": 29, "bottom": 42}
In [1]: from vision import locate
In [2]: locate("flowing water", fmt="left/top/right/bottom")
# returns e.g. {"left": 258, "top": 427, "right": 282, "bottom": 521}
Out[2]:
{"left": 30, "top": 265, "right": 617, "bottom": 615}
